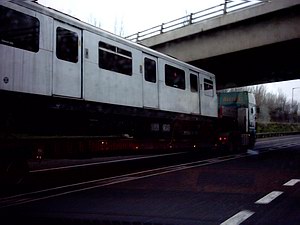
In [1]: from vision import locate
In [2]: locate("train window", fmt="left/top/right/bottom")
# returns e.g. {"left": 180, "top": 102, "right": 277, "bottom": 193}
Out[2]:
{"left": 144, "top": 58, "right": 156, "bottom": 83}
{"left": 204, "top": 78, "right": 214, "bottom": 97}
{"left": 165, "top": 64, "right": 185, "bottom": 90}
{"left": 99, "top": 41, "right": 115, "bottom": 52}
{"left": 117, "top": 48, "right": 132, "bottom": 57}
{"left": 99, "top": 41, "right": 132, "bottom": 76}
{"left": 190, "top": 74, "right": 198, "bottom": 92}
{"left": 56, "top": 27, "right": 78, "bottom": 63}
{"left": 0, "top": 6, "right": 39, "bottom": 52}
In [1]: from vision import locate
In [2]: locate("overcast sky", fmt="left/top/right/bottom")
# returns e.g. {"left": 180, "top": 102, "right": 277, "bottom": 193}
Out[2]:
{"left": 38, "top": 0, "right": 224, "bottom": 36}
{"left": 37, "top": 0, "right": 300, "bottom": 102}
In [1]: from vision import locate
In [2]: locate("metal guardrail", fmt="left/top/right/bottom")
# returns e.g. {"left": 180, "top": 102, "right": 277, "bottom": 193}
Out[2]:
{"left": 126, "top": 0, "right": 269, "bottom": 42}
{"left": 256, "top": 131, "right": 300, "bottom": 138}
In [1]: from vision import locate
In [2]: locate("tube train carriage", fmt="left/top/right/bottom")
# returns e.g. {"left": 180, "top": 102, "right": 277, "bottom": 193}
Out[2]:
{"left": 0, "top": 1, "right": 217, "bottom": 115}
{"left": 1, "top": 0, "right": 255, "bottom": 168}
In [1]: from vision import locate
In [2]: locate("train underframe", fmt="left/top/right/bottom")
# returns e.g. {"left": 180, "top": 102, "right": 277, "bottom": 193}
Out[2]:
{"left": 0, "top": 90, "right": 221, "bottom": 154}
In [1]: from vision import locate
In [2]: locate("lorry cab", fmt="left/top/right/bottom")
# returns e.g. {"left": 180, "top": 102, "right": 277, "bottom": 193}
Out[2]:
{"left": 218, "top": 91, "right": 257, "bottom": 149}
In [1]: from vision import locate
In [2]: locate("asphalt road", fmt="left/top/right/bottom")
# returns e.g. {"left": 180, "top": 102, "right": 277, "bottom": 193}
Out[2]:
{"left": 0, "top": 135, "right": 299, "bottom": 225}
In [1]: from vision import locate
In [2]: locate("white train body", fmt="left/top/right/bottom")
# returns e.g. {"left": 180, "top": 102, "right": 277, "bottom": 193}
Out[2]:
{"left": 0, "top": 1, "right": 217, "bottom": 118}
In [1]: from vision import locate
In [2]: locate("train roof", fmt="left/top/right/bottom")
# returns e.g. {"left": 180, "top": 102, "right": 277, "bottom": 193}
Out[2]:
{"left": 6, "top": 0, "right": 214, "bottom": 79}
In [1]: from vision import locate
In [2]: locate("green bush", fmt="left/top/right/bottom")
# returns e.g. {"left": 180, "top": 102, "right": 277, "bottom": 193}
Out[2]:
{"left": 257, "top": 122, "right": 300, "bottom": 133}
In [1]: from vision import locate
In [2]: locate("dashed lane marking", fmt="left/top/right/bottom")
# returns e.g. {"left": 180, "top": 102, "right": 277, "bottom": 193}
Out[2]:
{"left": 255, "top": 191, "right": 283, "bottom": 204}
{"left": 220, "top": 210, "right": 254, "bottom": 225}
{"left": 284, "top": 179, "right": 300, "bottom": 186}
{"left": 221, "top": 177, "right": 300, "bottom": 224}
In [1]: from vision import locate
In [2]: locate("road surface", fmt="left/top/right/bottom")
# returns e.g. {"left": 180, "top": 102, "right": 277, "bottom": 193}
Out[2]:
{"left": 0, "top": 135, "right": 299, "bottom": 225}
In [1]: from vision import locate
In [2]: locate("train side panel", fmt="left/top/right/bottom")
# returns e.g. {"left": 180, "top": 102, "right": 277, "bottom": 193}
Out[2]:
{"left": 158, "top": 59, "right": 198, "bottom": 114}
{"left": 83, "top": 31, "right": 143, "bottom": 108}
{"left": 0, "top": 3, "right": 53, "bottom": 96}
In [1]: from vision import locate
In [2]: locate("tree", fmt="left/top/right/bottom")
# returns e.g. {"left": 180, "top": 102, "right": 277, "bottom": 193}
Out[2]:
{"left": 220, "top": 84, "right": 299, "bottom": 123}
{"left": 114, "top": 18, "right": 125, "bottom": 37}
{"left": 87, "top": 14, "right": 101, "bottom": 28}
{"left": 251, "top": 85, "right": 270, "bottom": 122}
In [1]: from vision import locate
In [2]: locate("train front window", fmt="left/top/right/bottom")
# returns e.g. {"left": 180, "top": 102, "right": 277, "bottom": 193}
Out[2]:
{"left": 99, "top": 41, "right": 132, "bottom": 76}
{"left": 204, "top": 78, "right": 214, "bottom": 97}
{"left": 165, "top": 64, "right": 185, "bottom": 90}
{"left": 0, "top": 5, "right": 39, "bottom": 52}
{"left": 56, "top": 27, "right": 78, "bottom": 63}
{"left": 144, "top": 58, "right": 156, "bottom": 83}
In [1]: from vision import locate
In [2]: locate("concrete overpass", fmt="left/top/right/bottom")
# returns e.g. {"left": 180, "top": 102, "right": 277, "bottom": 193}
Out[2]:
{"left": 130, "top": 0, "right": 300, "bottom": 89}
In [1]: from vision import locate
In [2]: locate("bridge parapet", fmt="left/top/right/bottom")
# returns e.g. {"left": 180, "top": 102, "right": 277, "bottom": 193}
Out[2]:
{"left": 127, "top": 0, "right": 299, "bottom": 48}
{"left": 126, "top": 0, "right": 271, "bottom": 43}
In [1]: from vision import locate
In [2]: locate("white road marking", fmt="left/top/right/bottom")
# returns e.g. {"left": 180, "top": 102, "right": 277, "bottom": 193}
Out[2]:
{"left": 255, "top": 191, "right": 283, "bottom": 204}
{"left": 30, "top": 151, "right": 187, "bottom": 173}
{"left": 284, "top": 179, "right": 300, "bottom": 186}
{"left": 247, "top": 149, "right": 259, "bottom": 155}
{"left": 220, "top": 210, "right": 254, "bottom": 225}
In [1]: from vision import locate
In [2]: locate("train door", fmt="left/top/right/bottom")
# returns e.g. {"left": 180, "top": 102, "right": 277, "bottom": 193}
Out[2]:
{"left": 142, "top": 54, "right": 159, "bottom": 109}
{"left": 190, "top": 71, "right": 201, "bottom": 114}
{"left": 53, "top": 21, "right": 82, "bottom": 98}
{"left": 200, "top": 76, "right": 217, "bottom": 117}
